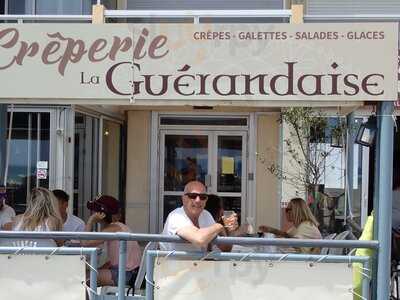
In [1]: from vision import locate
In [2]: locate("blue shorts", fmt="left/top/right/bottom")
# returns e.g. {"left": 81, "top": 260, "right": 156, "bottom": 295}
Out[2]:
{"left": 110, "top": 266, "right": 139, "bottom": 286}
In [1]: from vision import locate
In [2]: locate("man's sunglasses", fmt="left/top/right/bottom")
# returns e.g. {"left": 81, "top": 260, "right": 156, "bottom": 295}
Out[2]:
{"left": 185, "top": 193, "right": 208, "bottom": 201}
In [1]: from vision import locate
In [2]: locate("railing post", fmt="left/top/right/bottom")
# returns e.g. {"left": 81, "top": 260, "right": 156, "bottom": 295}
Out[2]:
{"left": 345, "top": 112, "right": 355, "bottom": 225}
{"left": 118, "top": 240, "right": 127, "bottom": 300}
{"left": 371, "top": 111, "right": 381, "bottom": 300}
{"left": 0, "top": 105, "right": 7, "bottom": 185}
{"left": 362, "top": 260, "right": 370, "bottom": 299}
{"left": 375, "top": 101, "right": 394, "bottom": 300}
{"left": 146, "top": 251, "right": 155, "bottom": 300}
{"left": 90, "top": 250, "right": 98, "bottom": 298}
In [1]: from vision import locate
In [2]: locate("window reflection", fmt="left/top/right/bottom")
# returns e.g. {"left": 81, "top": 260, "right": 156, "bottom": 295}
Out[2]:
{"left": 102, "top": 120, "right": 121, "bottom": 199}
{"left": 164, "top": 135, "right": 208, "bottom": 191}
{"left": 73, "top": 113, "right": 99, "bottom": 221}
{"left": 7, "top": 0, "right": 96, "bottom": 14}
{"left": 217, "top": 136, "right": 242, "bottom": 193}
{"left": 6, "top": 112, "right": 50, "bottom": 215}
{"left": 309, "top": 117, "right": 365, "bottom": 235}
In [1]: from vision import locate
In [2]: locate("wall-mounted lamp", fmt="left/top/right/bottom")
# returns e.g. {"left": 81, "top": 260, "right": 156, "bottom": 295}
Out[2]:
{"left": 355, "top": 116, "right": 377, "bottom": 147}
{"left": 330, "top": 116, "right": 344, "bottom": 148}
{"left": 330, "top": 134, "right": 343, "bottom": 148}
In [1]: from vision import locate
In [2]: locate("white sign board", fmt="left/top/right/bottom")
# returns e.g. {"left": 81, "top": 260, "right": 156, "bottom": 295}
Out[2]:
{"left": 36, "top": 161, "right": 48, "bottom": 169}
{"left": 154, "top": 259, "right": 353, "bottom": 300}
{"left": 0, "top": 23, "right": 397, "bottom": 102}
{"left": 0, "top": 254, "right": 86, "bottom": 300}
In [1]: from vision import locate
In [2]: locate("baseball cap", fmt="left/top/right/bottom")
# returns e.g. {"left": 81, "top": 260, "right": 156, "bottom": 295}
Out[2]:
{"left": 87, "top": 195, "right": 120, "bottom": 215}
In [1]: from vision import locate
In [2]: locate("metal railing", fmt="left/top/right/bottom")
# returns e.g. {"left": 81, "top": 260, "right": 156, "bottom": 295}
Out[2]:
{"left": 0, "top": 15, "right": 92, "bottom": 22}
{"left": 104, "top": 9, "right": 292, "bottom": 21}
{"left": 0, "top": 231, "right": 376, "bottom": 300}
{"left": 0, "top": 9, "right": 291, "bottom": 23}
{"left": 0, "top": 231, "right": 380, "bottom": 248}
{"left": 304, "top": 14, "right": 400, "bottom": 21}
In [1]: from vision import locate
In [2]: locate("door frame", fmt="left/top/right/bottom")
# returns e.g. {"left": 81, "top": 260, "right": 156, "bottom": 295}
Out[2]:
{"left": 158, "top": 129, "right": 247, "bottom": 232}
{"left": 150, "top": 111, "right": 255, "bottom": 233}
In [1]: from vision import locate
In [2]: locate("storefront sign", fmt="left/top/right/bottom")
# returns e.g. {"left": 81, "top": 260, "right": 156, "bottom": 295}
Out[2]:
{"left": 0, "top": 23, "right": 397, "bottom": 102}
{"left": 154, "top": 259, "right": 353, "bottom": 300}
{"left": 36, "top": 161, "right": 48, "bottom": 169}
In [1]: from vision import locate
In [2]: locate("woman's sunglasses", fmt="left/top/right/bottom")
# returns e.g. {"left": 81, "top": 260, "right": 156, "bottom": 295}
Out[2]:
{"left": 185, "top": 193, "right": 208, "bottom": 201}
{"left": 285, "top": 207, "right": 292, "bottom": 213}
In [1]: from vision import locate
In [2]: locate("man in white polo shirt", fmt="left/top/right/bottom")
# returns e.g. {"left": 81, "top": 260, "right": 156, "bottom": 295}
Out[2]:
{"left": 53, "top": 189, "right": 85, "bottom": 232}
{"left": 160, "top": 181, "right": 237, "bottom": 251}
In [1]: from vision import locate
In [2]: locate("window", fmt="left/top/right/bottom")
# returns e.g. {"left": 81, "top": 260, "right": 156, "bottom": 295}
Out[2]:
{"left": 308, "top": 117, "right": 367, "bottom": 234}
{"left": 115, "top": 0, "right": 287, "bottom": 24}
{"left": 74, "top": 113, "right": 123, "bottom": 221}
{"left": 6, "top": 111, "right": 51, "bottom": 214}
{"left": 126, "top": 0, "right": 284, "bottom": 10}
{"left": 306, "top": 0, "right": 400, "bottom": 15}
{"left": 160, "top": 116, "right": 247, "bottom": 126}
{"left": 74, "top": 113, "right": 100, "bottom": 220}
{"left": 7, "top": 0, "right": 97, "bottom": 15}
{"left": 101, "top": 119, "right": 122, "bottom": 199}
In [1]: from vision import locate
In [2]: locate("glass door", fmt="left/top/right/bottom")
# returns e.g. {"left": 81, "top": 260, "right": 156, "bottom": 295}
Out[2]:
{"left": 159, "top": 130, "right": 247, "bottom": 229}
{"left": 160, "top": 131, "right": 211, "bottom": 222}
{"left": 74, "top": 112, "right": 99, "bottom": 221}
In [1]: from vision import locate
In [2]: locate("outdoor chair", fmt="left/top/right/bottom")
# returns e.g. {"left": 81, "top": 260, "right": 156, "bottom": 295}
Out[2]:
{"left": 320, "top": 233, "right": 337, "bottom": 255}
{"left": 329, "top": 230, "right": 353, "bottom": 255}
{"left": 127, "top": 241, "right": 159, "bottom": 296}
{"left": 320, "top": 230, "right": 353, "bottom": 255}
{"left": 391, "top": 261, "right": 400, "bottom": 300}
{"left": 100, "top": 241, "right": 158, "bottom": 297}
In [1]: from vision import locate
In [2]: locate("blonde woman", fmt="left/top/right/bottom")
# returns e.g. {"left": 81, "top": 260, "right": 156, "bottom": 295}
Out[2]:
{"left": 259, "top": 197, "right": 322, "bottom": 254}
{"left": 4, "top": 187, "right": 63, "bottom": 247}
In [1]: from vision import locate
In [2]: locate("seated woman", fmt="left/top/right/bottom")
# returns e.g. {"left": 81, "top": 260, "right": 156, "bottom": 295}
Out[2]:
{"left": 204, "top": 194, "right": 237, "bottom": 252}
{"left": 259, "top": 197, "right": 322, "bottom": 254}
{"left": 82, "top": 195, "right": 141, "bottom": 287}
{"left": 3, "top": 187, "right": 63, "bottom": 247}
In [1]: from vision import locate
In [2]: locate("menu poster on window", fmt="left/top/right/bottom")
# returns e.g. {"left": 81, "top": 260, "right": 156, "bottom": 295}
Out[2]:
{"left": 222, "top": 156, "right": 235, "bottom": 174}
